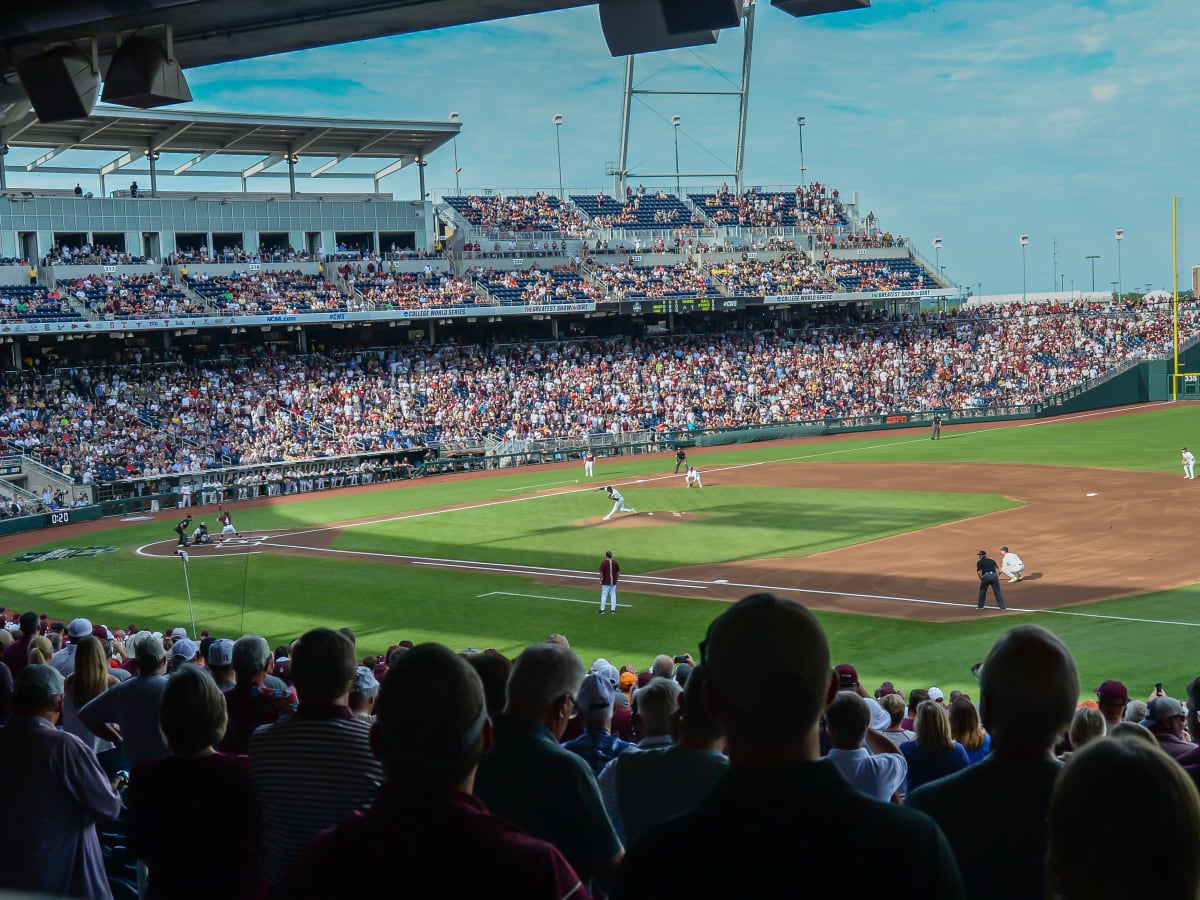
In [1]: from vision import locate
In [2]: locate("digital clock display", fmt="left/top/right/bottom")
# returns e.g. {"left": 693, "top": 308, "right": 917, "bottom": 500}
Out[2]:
{"left": 48, "top": 511, "right": 71, "bottom": 526}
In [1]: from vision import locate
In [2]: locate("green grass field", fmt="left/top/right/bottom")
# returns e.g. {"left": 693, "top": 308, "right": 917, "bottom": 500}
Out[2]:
{"left": 4, "top": 402, "right": 1198, "bottom": 701}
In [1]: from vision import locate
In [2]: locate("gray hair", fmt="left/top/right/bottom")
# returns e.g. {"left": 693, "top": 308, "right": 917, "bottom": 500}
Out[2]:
{"left": 1069, "top": 706, "right": 1106, "bottom": 751}
{"left": 506, "top": 643, "right": 584, "bottom": 712}
{"left": 1125, "top": 699, "right": 1148, "bottom": 723}
{"left": 232, "top": 634, "right": 271, "bottom": 680}
{"left": 636, "top": 677, "right": 682, "bottom": 737}
{"left": 651, "top": 654, "right": 675, "bottom": 679}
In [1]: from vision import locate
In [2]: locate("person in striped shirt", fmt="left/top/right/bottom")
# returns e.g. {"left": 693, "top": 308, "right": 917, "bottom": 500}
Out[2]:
{"left": 249, "top": 628, "right": 383, "bottom": 886}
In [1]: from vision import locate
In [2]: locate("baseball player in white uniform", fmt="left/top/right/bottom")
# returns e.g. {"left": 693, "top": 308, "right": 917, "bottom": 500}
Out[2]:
{"left": 602, "top": 485, "right": 636, "bottom": 521}
{"left": 1000, "top": 546, "right": 1025, "bottom": 582}
{"left": 685, "top": 465, "right": 703, "bottom": 488}
{"left": 1183, "top": 447, "right": 1195, "bottom": 479}
{"left": 584, "top": 449, "right": 596, "bottom": 478}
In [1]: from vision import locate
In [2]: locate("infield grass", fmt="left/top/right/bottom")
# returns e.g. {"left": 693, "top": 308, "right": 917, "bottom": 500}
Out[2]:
{"left": 4, "top": 401, "right": 1199, "bottom": 699}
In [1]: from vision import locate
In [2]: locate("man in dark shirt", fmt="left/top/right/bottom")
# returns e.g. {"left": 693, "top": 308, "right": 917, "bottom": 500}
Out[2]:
{"left": 908, "top": 624, "right": 1078, "bottom": 900}
{"left": 673, "top": 447, "right": 687, "bottom": 474}
{"left": 616, "top": 593, "right": 963, "bottom": 898}
{"left": 976, "top": 550, "right": 1006, "bottom": 610}
{"left": 174, "top": 515, "right": 191, "bottom": 547}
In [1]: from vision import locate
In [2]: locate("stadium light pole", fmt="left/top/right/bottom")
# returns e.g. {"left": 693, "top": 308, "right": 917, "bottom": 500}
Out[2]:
{"left": 1086, "top": 254, "right": 1100, "bottom": 292}
{"left": 932, "top": 237, "right": 942, "bottom": 277}
{"left": 553, "top": 114, "right": 564, "bottom": 200}
{"left": 1019, "top": 234, "right": 1029, "bottom": 300}
{"left": 449, "top": 112, "right": 462, "bottom": 196}
{"left": 796, "top": 115, "right": 807, "bottom": 187}
{"left": 1114, "top": 228, "right": 1124, "bottom": 299}
{"left": 671, "top": 115, "right": 682, "bottom": 196}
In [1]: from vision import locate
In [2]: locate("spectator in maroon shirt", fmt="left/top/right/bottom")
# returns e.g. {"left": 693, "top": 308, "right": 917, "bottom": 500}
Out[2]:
{"left": 1, "top": 611, "right": 39, "bottom": 676}
{"left": 219, "top": 635, "right": 298, "bottom": 754}
{"left": 273, "top": 643, "right": 588, "bottom": 899}
{"left": 128, "top": 665, "right": 264, "bottom": 899}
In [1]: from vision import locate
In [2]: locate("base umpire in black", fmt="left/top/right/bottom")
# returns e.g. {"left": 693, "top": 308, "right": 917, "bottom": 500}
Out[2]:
{"left": 976, "top": 550, "right": 1005, "bottom": 610}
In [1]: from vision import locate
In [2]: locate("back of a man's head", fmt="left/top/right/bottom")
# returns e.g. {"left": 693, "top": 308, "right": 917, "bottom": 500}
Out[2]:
{"left": 702, "top": 592, "right": 831, "bottom": 747}
{"left": 825, "top": 691, "right": 870, "bottom": 747}
{"left": 637, "top": 677, "right": 683, "bottom": 738}
{"left": 373, "top": 642, "right": 488, "bottom": 788}
{"left": 232, "top": 635, "right": 271, "bottom": 682}
{"left": 651, "top": 655, "right": 675, "bottom": 680}
{"left": 980, "top": 624, "right": 1078, "bottom": 753}
{"left": 291, "top": 627, "right": 356, "bottom": 704}
{"left": 505, "top": 642, "right": 584, "bottom": 716}
{"left": 18, "top": 611, "right": 38, "bottom": 637}
{"left": 679, "top": 665, "right": 723, "bottom": 745}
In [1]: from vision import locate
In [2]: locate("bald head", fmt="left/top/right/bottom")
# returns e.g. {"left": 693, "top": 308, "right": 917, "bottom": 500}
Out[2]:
{"left": 980, "top": 624, "right": 1078, "bottom": 753}
{"left": 703, "top": 592, "right": 832, "bottom": 744}
{"left": 651, "top": 655, "right": 675, "bottom": 679}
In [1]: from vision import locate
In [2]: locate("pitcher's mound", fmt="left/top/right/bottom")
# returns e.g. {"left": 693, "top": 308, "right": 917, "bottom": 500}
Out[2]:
{"left": 577, "top": 512, "right": 694, "bottom": 528}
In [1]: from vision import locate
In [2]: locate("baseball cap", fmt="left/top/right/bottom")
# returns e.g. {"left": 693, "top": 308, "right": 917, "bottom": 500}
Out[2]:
{"left": 928, "top": 686, "right": 945, "bottom": 703}
{"left": 576, "top": 672, "right": 616, "bottom": 711}
{"left": 207, "top": 638, "right": 235, "bottom": 667}
{"left": 864, "top": 696, "right": 891, "bottom": 732}
{"left": 835, "top": 663, "right": 859, "bottom": 688}
{"left": 14, "top": 664, "right": 65, "bottom": 701}
{"left": 1001, "top": 546, "right": 1010, "bottom": 552}
{"left": 591, "top": 660, "right": 620, "bottom": 688}
{"left": 1140, "top": 696, "right": 1185, "bottom": 728}
{"left": 171, "top": 637, "right": 199, "bottom": 662}
{"left": 90, "top": 624, "right": 113, "bottom": 640}
{"left": 353, "top": 666, "right": 380, "bottom": 695}
{"left": 1096, "top": 680, "right": 1129, "bottom": 706}
{"left": 875, "top": 681, "right": 902, "bottom": 699}
{"left": 170, "top": 627, "right": 188, "bottom": 641}
{"left": 67, "top": 617, "right": 92, "bottom": 639}
{"left": 619, "top": 671, "right": 638, "bottom": 693}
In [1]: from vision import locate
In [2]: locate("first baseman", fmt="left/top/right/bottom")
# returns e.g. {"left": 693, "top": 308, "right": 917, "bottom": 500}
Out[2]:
{"left": 685, "top": 465, "right": 703, "bottom": 488}
{"left": 1000, "top": 546, "right": 1025, "bottom": 582}
{"left": 599, "top": 550, "right": 620, "bottom": 614}
{"left": 603, "top": 486, "right": 636, "bottom": 521}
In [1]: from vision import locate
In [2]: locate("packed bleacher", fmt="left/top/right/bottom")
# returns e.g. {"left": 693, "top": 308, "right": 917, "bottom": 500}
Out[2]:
{"left": 589, "top": 262, "right": 721, "bottom": 300}
{"left": 1, "top": 591, "right": 1195, "bottom": 897}
{"left": 45, "top": 243, "right": 149, "bottom": 266}
{"left": 705, "top": 252, "right": 835, "bottom": 296}
{"left": 65, "top": 273, "right": 205, "bottom": 319}
{"left": 469, "top": 265, "right": 602, "bottom": 305}
{"left": 688, "top": 182, "right": 851, "bottom": 231}
{"left": 185, "top": 271, "right": 352, "bottom": 314}
{"left": 0, "top": 295, "right": 1195, "bottom": 485}
{"left": 444, "top": 193, "right": 594, "bottom": 236}
{"left": 828, "top": 257, "right": 936, "bottom": 292}
{"left": 356, "top": 270, "right": 483, "bottom": 309}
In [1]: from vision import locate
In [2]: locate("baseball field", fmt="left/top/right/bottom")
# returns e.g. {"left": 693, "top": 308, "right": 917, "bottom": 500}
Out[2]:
{"left": 4, "top": 401, "right": 1199, "bottom": 700}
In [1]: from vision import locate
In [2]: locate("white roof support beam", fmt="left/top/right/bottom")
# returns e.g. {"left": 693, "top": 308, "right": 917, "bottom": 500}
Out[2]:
{"left": 241, "top": 152, "right": 285, "bottom": 179}
{"left": 24, "top": 142, "right": 75, "bottom": 171}
{"left": 99, "top": 151, "right": 135, "bottom": 176}
{"left": 373, "top": 158, "right": 406, "bottom": 180}
{"left": 289, "top": 127, "right": 331, "bottom": 155}
{"left": 150, "top": 120, "right": 194, "bottom": 153}
{"left": 308, "top": 154, "right": 350, "bottom": 177}
{"left": 172, "top": 149, "right": 217, "bottom": 176}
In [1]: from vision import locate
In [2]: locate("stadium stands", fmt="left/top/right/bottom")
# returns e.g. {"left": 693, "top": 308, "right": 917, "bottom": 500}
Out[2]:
{"left": 0, "top": 286, "right": 83, "bottom": 322}
{"left": 469, "top": 266, "right": 601, "bottom": 305}
{"left": 185, "top": 272, "right": 352, "bottom": 314}
{"left": 828, "top": 258, "right": 936, "bottom": 292}
{"left": 705, "top": 253, "right": 834, "bottom": 296}
{"left": 589, "top": 262, "right": 720, "bottom": 300}
{"left": 444, "top": 193, "right": 593, "bottom": 236}
{"left": 570, "top": 191, "right": 703, "bottom": 231}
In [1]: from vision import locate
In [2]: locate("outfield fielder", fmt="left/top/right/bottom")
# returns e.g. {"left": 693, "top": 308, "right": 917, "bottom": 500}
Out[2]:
{"left": 599, "top": 550, "right": 620, "bottom": 614}
{"left": 584, "top": 449, "right": 596, "bottom": 478}
{"left": 602, "top": 485, "right": 636, "bottom": 521}
{"left": 1184, "top": 447, "right": 1195, "bottom": 480}
{"left": 1000, "top": 546, "right": 1025, "bottom": 582}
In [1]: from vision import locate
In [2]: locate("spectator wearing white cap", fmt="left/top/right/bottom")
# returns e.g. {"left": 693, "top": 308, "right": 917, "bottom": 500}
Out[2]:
{"left": 616, "top": 593, "right": 964, "bottom": 898}
{"left": 349, "top": 665, "right": 379, "bottom": 723}
{"left": 562, "top": 672, "right": 635, "bottom": 777}
{"left": 207, "top": 638, "right": 236, "bottom": 690}
{"left": 169, "top": 637, "right": 201, "bottom": 672}
{"left": 79, "top": 633, "right": 170, "bottom": 769}
{"left": 274, "top": 643, "right": 586, "bottom": 898}
{"left": 0, "top": 664, "right": 121, "bottom": 898}
{"left": 249, "top": 628, "right": 383, "bottom": 886}
{"left": 824, "top": 691, "right": 908, "bottom": 803}
{"left": 49, "top": 617, "right": 92, "bottom": 677}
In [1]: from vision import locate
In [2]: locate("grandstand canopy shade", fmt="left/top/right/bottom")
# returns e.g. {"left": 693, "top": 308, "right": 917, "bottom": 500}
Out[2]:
{"left": 1, "top": 1, "right": 588, "bottom": 75}
{"left": 0, "top": 107, "right": 459, "bottom": 184}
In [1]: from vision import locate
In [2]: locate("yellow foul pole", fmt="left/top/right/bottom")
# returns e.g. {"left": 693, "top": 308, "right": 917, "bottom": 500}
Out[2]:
{"left": 1173, "top": 195, "right": 1179, "bottom": 401}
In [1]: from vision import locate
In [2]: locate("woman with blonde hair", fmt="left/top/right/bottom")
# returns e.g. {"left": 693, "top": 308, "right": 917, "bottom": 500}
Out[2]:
{"left": 1062, "top": 706, "right": 1106, "bottom": 759}
{"left": 61, "top": 636, "right": 120, "bottom": 756}
{"left": 1048, "top": 734, "right": 1200, "bottom": 899}
{"left": 948, "top": 697, "right": 990, "bottom": 764}
{"left": 26, "top": 635, "right": 54, "bottom": 665}
{"left": 899, "top": 700, "right": 969, "bottom": 793}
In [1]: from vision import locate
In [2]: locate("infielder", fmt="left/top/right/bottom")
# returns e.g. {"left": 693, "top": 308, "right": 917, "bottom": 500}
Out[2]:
{"left": 218, "top": 506, "right": 241, "bottom": 538}
{"left": 599, "top": 550, "right": 620, "bottom": 614}
{"left": 1000, "top": 545, "right": 1025, "bottom": 582}
{"left": 1184, "top": 447, "right": 1195, "bottom": 480}
{"left": 602, "top": 485, "right": 636, "bottom": 521}
{"left": 584, "top": 449, "right": 596, "bottom": 478}
{"left": 685, "top": 465, "right": 703, "bottom": 488}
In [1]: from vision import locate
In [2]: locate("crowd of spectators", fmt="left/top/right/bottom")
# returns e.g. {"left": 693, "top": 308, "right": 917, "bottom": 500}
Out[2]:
{"left": 186, "top": 271, "right": 353, "bottom": 314}
{"left": 827, "top": 258, "right": 932, "bottom": 292}
{"left": 357, "top": 269, "right": 482, "bottom": 310}
{"left": 66, "top": 273, "right": 206, "bottom": 319}
{"left": 589, "top": 262, "right": 718, "bottom": 300}
{"left": 3, "top": 596, "right": 1199, "bottom": 898}
{"left": 445, "top": 193, "right": 594, "bottom": 237}
{"left": 469, "top": 265, "right": 603, "bottom": 305}
{"left": 705, "top": 252, "right": 835, "bottom": 296}
{"left": 1, "top": 295, "right": 1197, "bottom": 483}
{"left": 45, "top": 244, "right": 146, "bottom": 267}
{"left": 0, "top": 286, "right": 82, "bottom": 321}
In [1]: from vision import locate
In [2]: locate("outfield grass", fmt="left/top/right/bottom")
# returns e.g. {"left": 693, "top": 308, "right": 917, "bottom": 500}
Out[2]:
{"left": 3, "top": 402, "right": 1199, "bottom": 700}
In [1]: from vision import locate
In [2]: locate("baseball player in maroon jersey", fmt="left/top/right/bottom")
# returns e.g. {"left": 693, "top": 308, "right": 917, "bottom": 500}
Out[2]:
{"left": 599, "top": 550, "right": 620, "bottom": 614}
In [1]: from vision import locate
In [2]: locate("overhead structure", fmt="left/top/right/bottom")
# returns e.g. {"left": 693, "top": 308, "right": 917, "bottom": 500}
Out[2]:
{"left": 0, "top": 106, "right": 459, "bottom": 196}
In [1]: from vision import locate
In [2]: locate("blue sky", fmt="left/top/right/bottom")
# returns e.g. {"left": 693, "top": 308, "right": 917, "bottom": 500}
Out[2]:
{"left": 29, "top": 1, "right": 1200, "bottom": 295}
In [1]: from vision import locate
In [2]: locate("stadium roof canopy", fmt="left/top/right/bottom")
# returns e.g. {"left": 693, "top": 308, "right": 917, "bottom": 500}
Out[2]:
{"left": 0, "top": 106, "right": 459, "bottom": 186}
